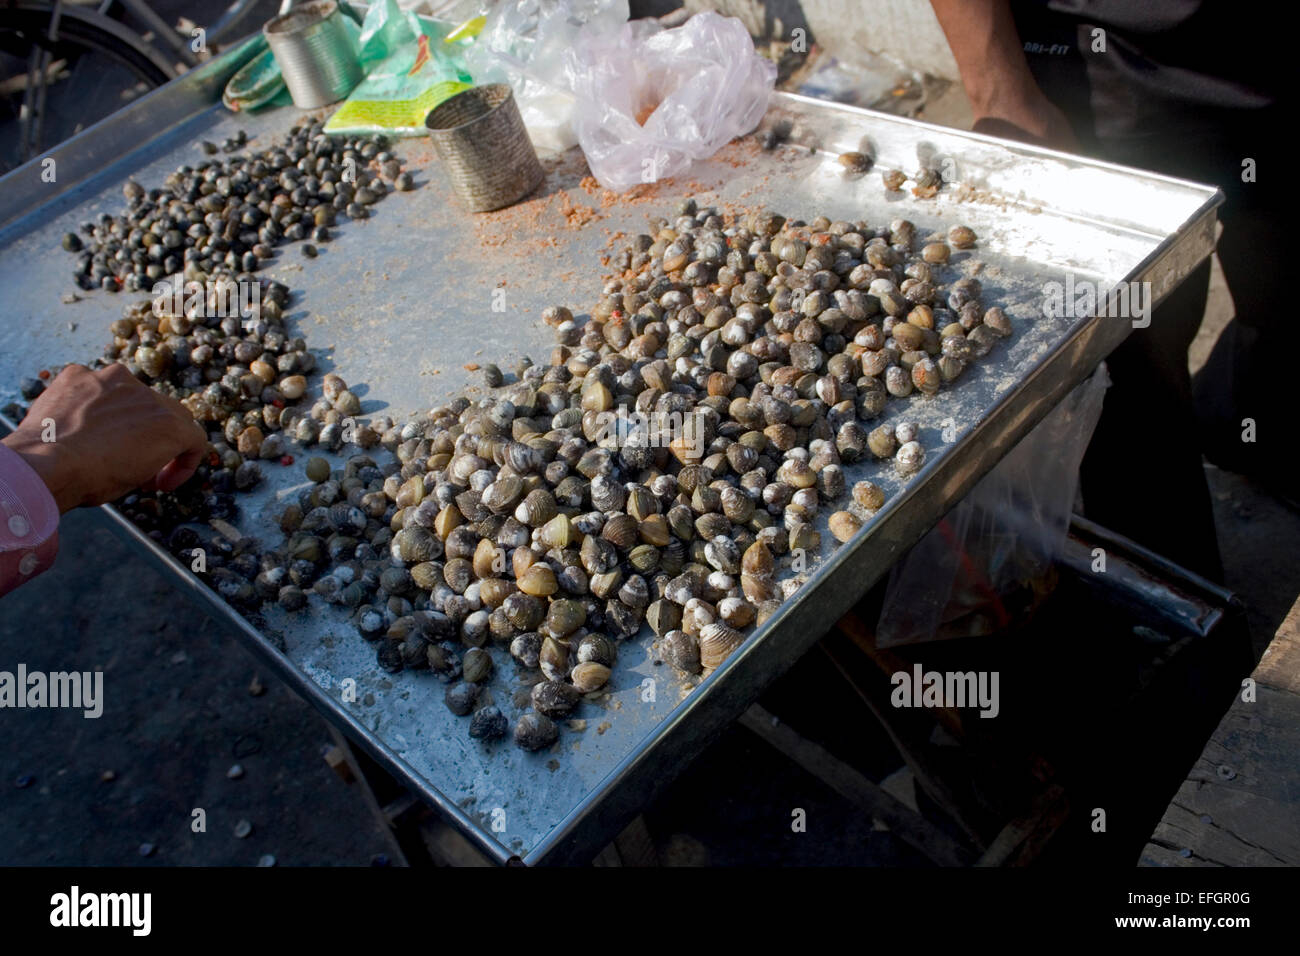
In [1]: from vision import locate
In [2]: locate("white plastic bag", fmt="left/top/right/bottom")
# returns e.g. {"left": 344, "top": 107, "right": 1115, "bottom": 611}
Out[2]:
{"left": 875, "top": 366, "right": 1110, "bottom": 647}
{"left": 465, "top": 0, "right": 629, "bottom": 152}
{"left": 566, "top": 11, "right": 777, "bottom": 192}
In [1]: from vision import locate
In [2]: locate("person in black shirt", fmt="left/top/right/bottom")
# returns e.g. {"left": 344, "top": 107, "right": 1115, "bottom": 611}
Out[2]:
{"left": 929, "top": 0, "right": 1286, "bottom": 582}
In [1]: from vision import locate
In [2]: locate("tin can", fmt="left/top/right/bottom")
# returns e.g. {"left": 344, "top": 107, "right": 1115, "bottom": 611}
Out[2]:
{"left": 424, "top": 85, "right": 545, "bottom": 212}
{"left": 264, "top": 0, "right": 362, "bottom": 110}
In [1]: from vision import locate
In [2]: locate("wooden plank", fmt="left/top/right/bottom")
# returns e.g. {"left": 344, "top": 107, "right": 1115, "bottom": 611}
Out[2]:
{"left": 325, "top": 727, "right": 413, "bottom": 866}
{"left": 976, "top": 785, "right": 1069, "bottom": 867}
{"left": 612, "top": 816, "right": 660, "bottom": 867}
{"left": 739, "top": 704, "right": 975, "bottom": 867}
{"left": 1141, "top": 684, "right": 1300, "bottom": 866}
{"left": 1255, "top": 595, "right": 1300, "bottom": 695}
{"left": 417, "top": 817, "right": 495, "bottom": 867}
{"left": 322, "top": 745, "right": 356, "bottom": 784}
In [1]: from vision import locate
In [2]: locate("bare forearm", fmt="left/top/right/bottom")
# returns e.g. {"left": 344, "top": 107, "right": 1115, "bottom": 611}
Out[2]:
{"left": 931, "top": 0, "right": 1039, "bottom": 114}
{"left": 930, "top": 0, "right": 1077, "bottom": 148}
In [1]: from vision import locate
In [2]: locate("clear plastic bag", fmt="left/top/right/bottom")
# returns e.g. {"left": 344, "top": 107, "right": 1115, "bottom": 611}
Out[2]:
{"left": 566, "top": 11, "right": 777, "bottom": 192}
{"left": 875, "top": 366, "right": 1110, "bottom": 647}
{"left": 465, "top": 0, "right": 630, "bottom": 152}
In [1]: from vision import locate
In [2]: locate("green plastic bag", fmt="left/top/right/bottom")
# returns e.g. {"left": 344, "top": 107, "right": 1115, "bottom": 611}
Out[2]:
{"left": 324, "top": 0, "right": 476, "bottom": 138}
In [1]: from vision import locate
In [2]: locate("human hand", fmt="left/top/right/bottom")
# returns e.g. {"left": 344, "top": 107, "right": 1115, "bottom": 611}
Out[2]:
{"left": 928, "top": 0, "right": 1081, "bottom": 153}
{"left": 972, "top": 97, "right": 1080, "bottom": 152}
{"left": 2, "top": 363, "right": 208, "bottom": 513}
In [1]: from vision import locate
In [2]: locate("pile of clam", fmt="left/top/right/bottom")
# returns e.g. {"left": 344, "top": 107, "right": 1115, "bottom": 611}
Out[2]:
{"left": 32, "top": 125, "right": 1014, "bottom": 755}
{"left": 31, "top": 121, "right": 410, "bottom": 541}
{"left": 266, "top": 199, "right": 1012, "bottom": 752}
{"left": 60, "top": 120, "right": 412, "bottom": 293}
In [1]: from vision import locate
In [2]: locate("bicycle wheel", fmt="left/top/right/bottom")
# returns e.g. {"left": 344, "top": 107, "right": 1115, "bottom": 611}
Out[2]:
{"left": 0, "top": 3, "right": 174, "bottom": 171}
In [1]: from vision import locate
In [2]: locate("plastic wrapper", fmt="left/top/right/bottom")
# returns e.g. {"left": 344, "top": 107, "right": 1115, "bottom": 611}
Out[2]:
{"left": 324, "top": 0, "right": 475, "bottom": 138}
{"left": 875, "top": 366, "right": 1110, "bottom": 647}
{"left": 566, "top": 11, "right": 777, "bottom": 192}
{"left": 465, "top": 0, "right": 630, "bottom": 153}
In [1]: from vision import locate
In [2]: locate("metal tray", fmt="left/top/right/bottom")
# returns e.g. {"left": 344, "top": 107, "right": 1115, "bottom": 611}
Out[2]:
{"left": 0, "top": 45, "right": 1220, "bottom": 865}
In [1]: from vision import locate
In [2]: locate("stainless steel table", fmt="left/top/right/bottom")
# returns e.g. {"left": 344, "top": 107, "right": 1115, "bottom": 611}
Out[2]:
{"left": 0, "top": 41, "right": 1221, "bottom": 864}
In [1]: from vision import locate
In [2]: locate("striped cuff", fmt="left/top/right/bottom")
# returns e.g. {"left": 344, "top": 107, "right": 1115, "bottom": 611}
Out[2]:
{"left": 0, "top": 441, "right": 60, "bottom": 597}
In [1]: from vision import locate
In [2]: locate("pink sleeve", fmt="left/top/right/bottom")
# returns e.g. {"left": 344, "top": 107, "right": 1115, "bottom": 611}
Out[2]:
{"left": 0, "top": 442, "right": 60, "bottom": 598}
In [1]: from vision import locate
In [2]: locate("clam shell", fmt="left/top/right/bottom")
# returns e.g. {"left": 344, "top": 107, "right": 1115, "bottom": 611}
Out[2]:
{"left": 717, "top": 596, "right": 756, "bottom": 629}
{"left": 698, "top": 622, "right": 744, "bottom": 672}
{"left": 540, "top": 635, "right": 569, "bottom": 680}
{"left": 532, "top": 679, "right": 581, "bottom": 718}
{"left": 601, "top": 513, "right": 639, "bottom": 550}
{"left": 661, "top": 629, "right": 701, "bottom": 674}
{"left": 577, "top": 634, "right": 616, "bottom": 667}
{"left": 444, "top": 681, "right": 479, "bottom": 716}
{"left": 538, "top": 513, "right": 573, "bottom": 550}
{"left": 462, "top": 647, "right": 493, "bottom": 683}
{"left": 481, "top": 474, "right": 523, "bottom": 514}
{"left": 571, "top": 662, "right": 611, "bottom": 693}
{"left": 517, "top": 563, "right": 558, "bottom": 597}
{"left": 516, "top": 488, "right": 558, "bottom": 527}
{"left": 646, "top": 598, "right": 681, "bottom": 636}
{"left": 828, "top": 510, "right": 863, "bottom": 542}
{"left": 510, "top": 632, "right": 542, "bottom": 668}
{"left": 514, "top": 712, "right": 558, "bottom": 751}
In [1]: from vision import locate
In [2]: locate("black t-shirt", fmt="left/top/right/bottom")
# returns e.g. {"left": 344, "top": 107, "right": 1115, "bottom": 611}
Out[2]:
{"left": 1011, "top": 1, "right": 1283, "bottom": 189}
